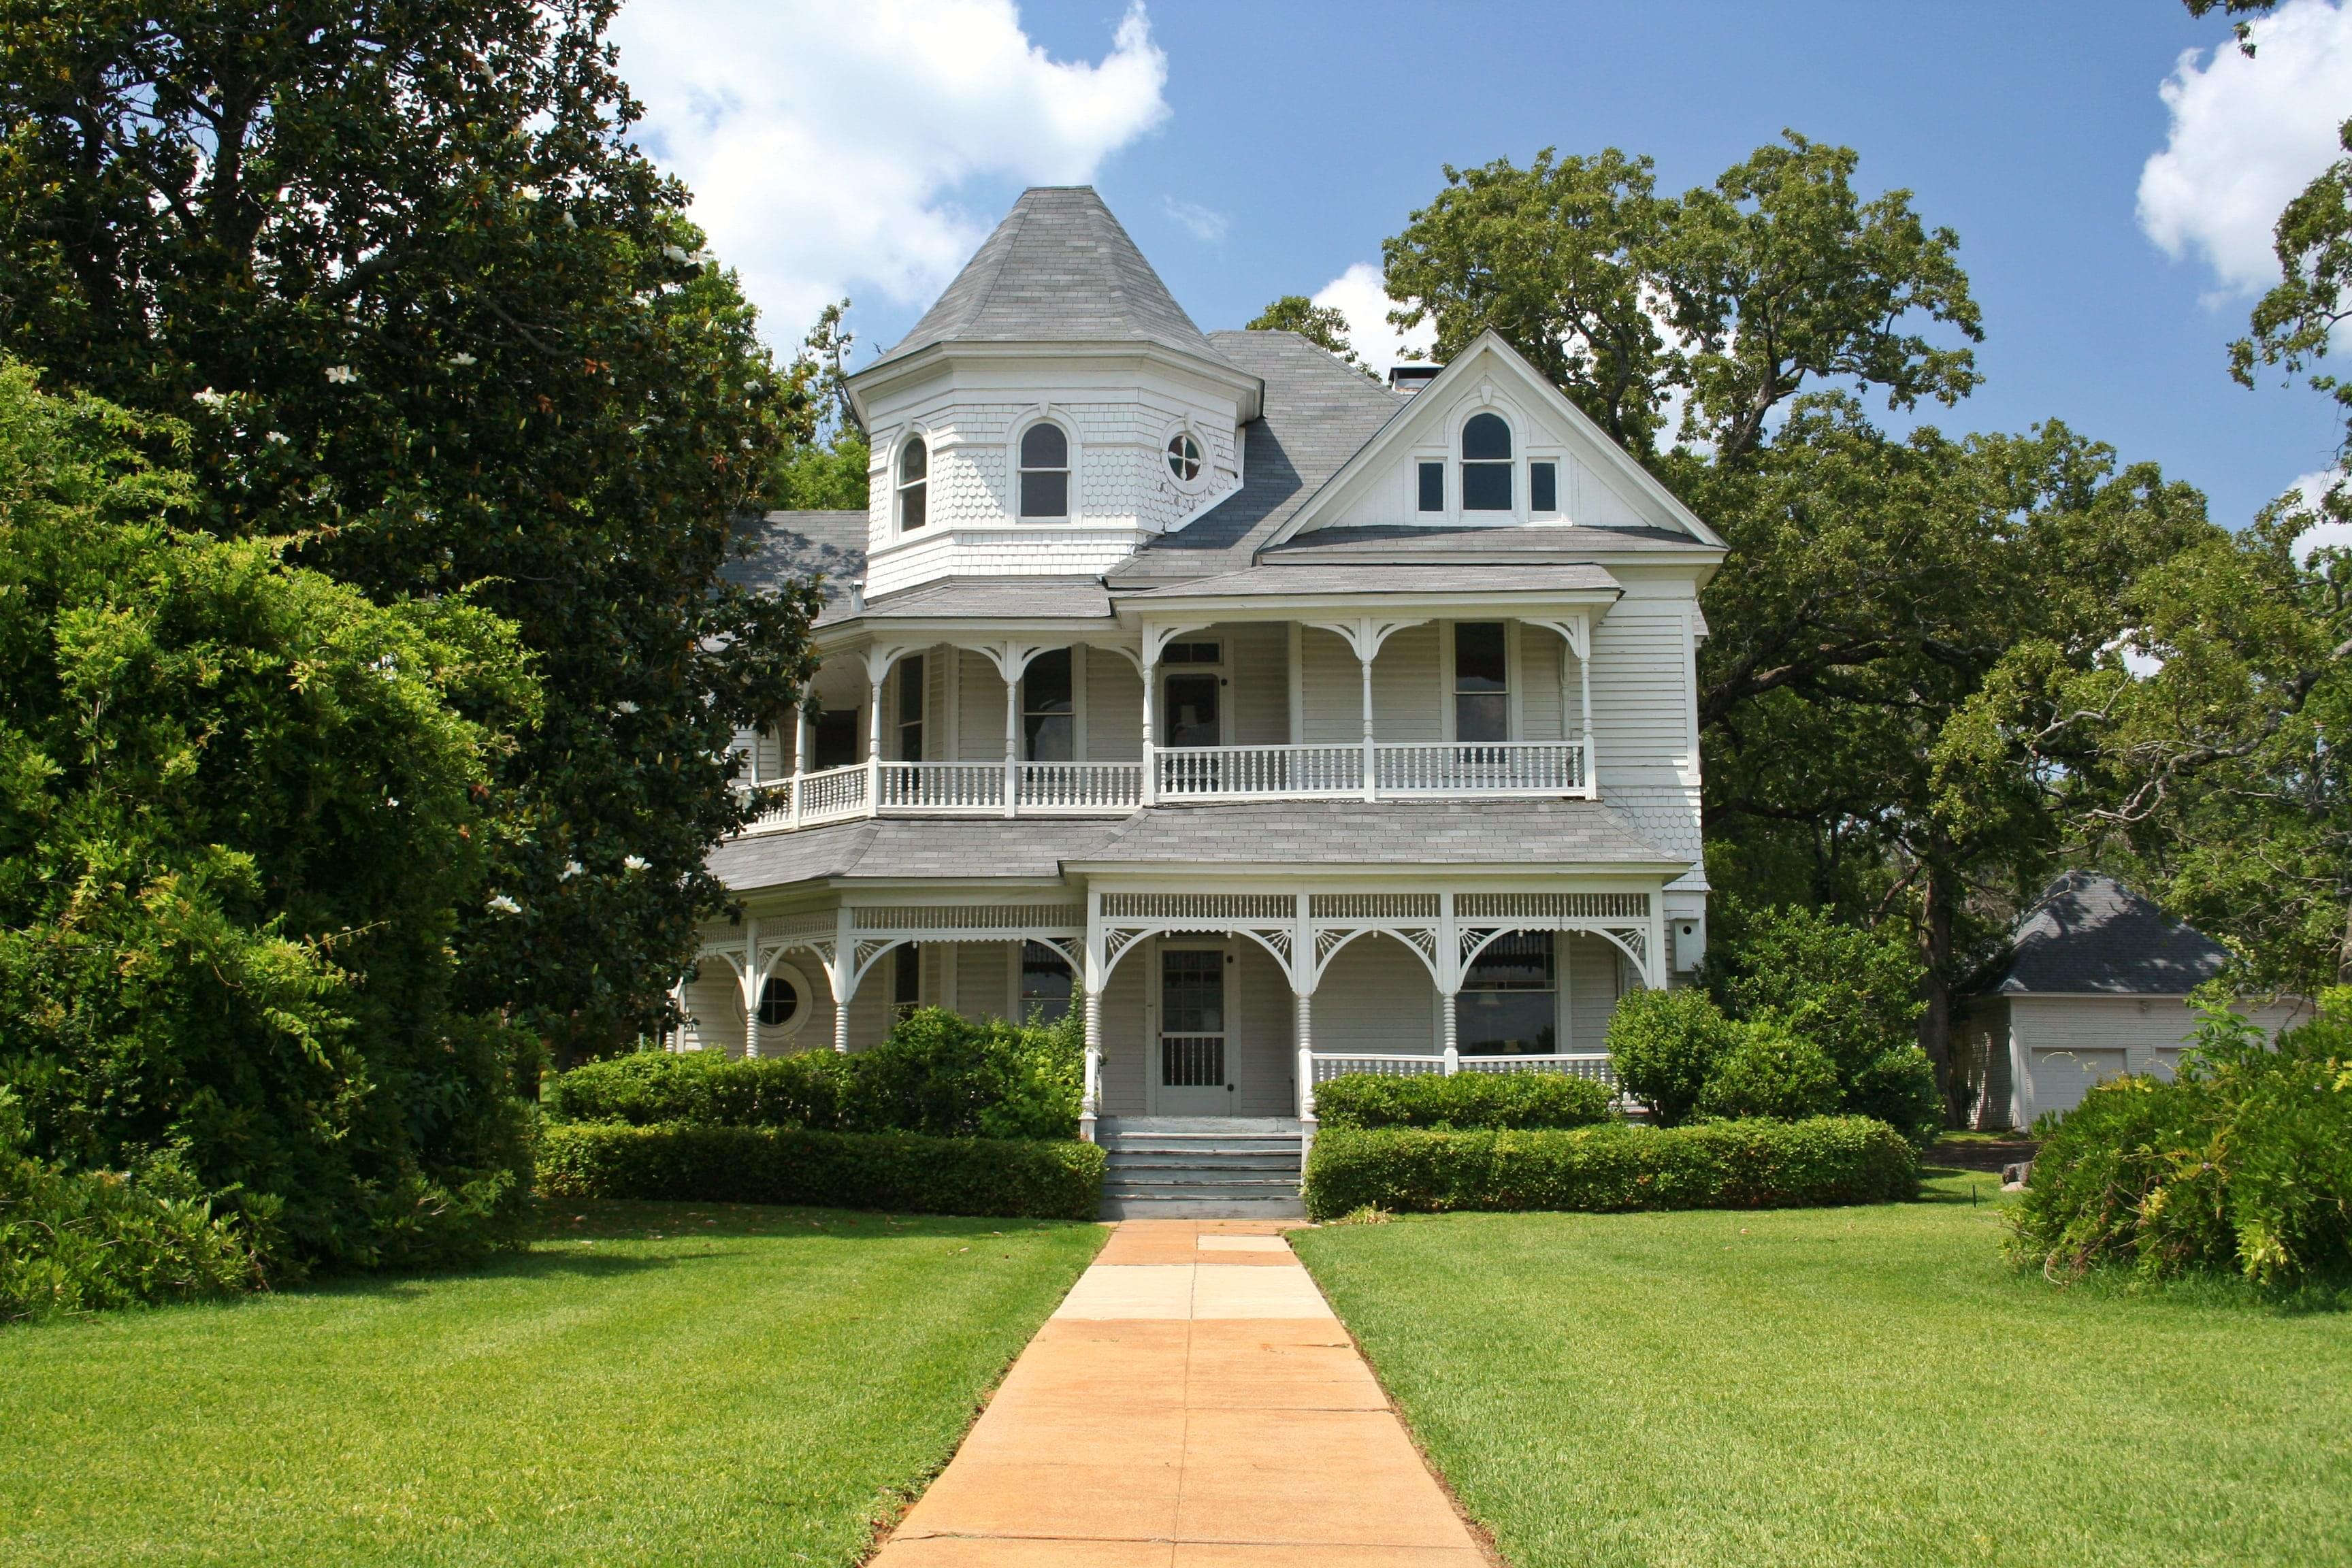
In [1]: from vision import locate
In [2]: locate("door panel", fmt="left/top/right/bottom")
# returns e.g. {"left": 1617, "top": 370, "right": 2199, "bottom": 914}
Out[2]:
{"left": 1158, "top": 947, "right": 1234, "bottom": 1114}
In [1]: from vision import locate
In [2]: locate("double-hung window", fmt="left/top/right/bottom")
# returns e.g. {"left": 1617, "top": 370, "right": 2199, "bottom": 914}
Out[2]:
{"left": 1023, "top": 649, "right": 1075, "bottom": 761}
{"left": 896, "top": 656, "right": 926, "bottom": 762}
{"left": 1461, "top": 412, "right": 1512, "bottom": 511}
{"left": 897, "top": 437, "right": 928, "bottom": 530}
{"left": 1019, "top": 423, "right": 1070, "bottom": 518}
{"left": 1019, "top": 941, "right": 1074, "bottom": 1024}
{"left": 1459, "top": 932, "right": 1556, "bottom": 1054}
{"left": 1454, "top": 622, "right": 1509, "bottom": 742}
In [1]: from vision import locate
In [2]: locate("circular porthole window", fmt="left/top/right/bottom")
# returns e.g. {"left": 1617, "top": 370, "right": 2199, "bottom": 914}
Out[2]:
{"left": 1165, "top": 430, "right": 1203, "bottom": 485}
{"left": 757, "top": 962, "right": 811, "bottom": 1036}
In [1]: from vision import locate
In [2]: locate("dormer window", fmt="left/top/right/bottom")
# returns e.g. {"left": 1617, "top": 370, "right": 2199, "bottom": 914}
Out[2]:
{"left": 897, "top": 436, "right": 928, "bottom": 531}
{"left": 1461, "top": 412, "right": 1512, "bottom": 511}
{"left": 1019, "top": 422, "right": 1070, "bottom": 518}
{"left": 1166, "top": 431, "right": 1202, "bottom": 484}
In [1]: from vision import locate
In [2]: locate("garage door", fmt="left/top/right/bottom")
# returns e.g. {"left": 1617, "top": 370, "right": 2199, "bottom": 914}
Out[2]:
{"left": 2030, "top": 1048, "right": 2127, "bottom": 1120}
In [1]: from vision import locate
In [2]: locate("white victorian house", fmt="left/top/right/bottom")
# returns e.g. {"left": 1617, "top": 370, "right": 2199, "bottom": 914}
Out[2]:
{"left": 683, "top": 188, "right": 1723, "bottom": 1210}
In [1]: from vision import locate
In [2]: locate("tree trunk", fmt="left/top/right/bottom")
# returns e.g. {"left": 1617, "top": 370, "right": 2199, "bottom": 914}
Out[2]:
{"left": 1916, "top": 860, "right": 1958, "bottom": 1128}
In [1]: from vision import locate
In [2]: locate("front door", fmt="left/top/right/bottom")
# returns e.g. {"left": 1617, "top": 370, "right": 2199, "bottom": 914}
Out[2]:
{"left": 1156, "top": 947, "right": 1234, "bottom": 1114}
{"left": 1162, "top": 673, "right": 1220, "bottom": 749}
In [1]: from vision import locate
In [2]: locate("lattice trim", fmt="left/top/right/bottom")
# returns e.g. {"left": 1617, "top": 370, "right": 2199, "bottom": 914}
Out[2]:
{"left": 1309, "top": 892, "right": 1439, "bottom": 919}
{"left": 1099, "top": 892, "right": 1296, "bottom": 921}
{"left": 1456, "top": 892, "right": 1650, "bottom": 920}
{"left": 853, "top": 904, "right": 1083, "bottom": 932}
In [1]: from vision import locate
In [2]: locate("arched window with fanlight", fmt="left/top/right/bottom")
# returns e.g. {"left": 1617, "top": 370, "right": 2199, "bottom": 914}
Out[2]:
{"left": 896, "top": 436, "right": 928, "bottom": 532}
{"left": 1019, "top": 421, "right": 1070, "bottom": 518}
{"left": 1460, "top": 412, "right": 1513, "bottom": 512}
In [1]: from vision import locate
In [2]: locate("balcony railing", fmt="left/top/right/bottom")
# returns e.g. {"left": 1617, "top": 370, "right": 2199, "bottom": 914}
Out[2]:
{"left": 737, "top": 738, "right": 1591, "bottom": 834}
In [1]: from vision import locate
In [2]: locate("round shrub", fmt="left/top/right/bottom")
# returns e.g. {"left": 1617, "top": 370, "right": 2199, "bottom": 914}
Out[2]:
{"left": 1845, "top": 1045, "right": 1944, "bottom": 1152}
{"left": 1695, "top": 1022, "right": 1841, "bottom": 1121}
{"left": 1607, "top": 987, "right": 1740, "bottom": 1126}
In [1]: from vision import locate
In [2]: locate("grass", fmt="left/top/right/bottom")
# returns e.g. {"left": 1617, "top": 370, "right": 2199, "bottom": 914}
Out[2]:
{"left": 1293, "top": 1169, "right": 2352, "bottom": 1568}
{"left": 0, "top": 1200, "right": 1105, "bottom": 1567}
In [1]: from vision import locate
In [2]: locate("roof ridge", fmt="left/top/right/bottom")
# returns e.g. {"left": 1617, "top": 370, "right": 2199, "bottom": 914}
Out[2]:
{"left": 953, "top": 197, "right": 1030, "bottom": 343}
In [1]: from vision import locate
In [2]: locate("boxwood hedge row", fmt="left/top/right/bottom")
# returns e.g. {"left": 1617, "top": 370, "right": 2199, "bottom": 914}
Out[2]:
{"left": 1303, "top": 1115, "right": 1915, "bottom": 1219}
{"left": 537, "top": 1122, "right": 1105, "bottom": 1221}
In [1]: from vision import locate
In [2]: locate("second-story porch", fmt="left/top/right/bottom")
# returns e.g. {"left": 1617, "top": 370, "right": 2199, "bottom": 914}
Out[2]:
{"left": 736, "top": 566, "right": 1628, "bottom": 832}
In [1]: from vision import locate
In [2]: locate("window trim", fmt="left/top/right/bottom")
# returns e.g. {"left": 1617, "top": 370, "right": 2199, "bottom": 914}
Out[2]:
{"left": 1459, "top": 409, "right": 1515, "bottom": 514}
{"left": 895, "top": 431, "right": 930, "bottom": 534}
{"left": 1013, "top": 414, "right": 1075, "bottom": 521}
{"left": 756, "top": 960, "right": 814, "bottom": 1041}
{"left": 1447, "top": 619, "right": 1514, "bottom": 743}
{"left": 1162, "top": 421, "right": 1209, "bottom": 494}
{"left": 1458, "top": 930, "right": 1560, "bottom": 1056}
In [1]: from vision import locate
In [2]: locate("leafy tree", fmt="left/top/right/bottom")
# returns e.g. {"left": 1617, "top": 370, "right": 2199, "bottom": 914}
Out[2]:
{"left": 1247, "top": 295, "right": 1374, "bottom": 375}
{"left": 0, "top": 2, "right": 822, "bottom": 1056}
{"left": 762, "top": 299, "right": 870, "bottom": 509}
{"left": 0, "top": 357, "right": 539, "bottom": 1269}
{"left": 2232, "top": 116, "right": 2352, "bottom": 486}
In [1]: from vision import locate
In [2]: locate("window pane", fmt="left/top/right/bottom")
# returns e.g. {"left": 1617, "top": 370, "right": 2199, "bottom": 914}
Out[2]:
{"left": 1461, "top": 412, "right": 1512, "bottom": 460}
{"left": 1021, "top": 940, "right": 1073, "bottom": 1024}
{"left": 1418, "top": 460, "right": 1444, "bottom": 512}
{"left": 894, "top": 945, "right": 921, "bottom": 1015}
{"left": 1459, "top": 991, "right": 1556, "bottom": 1055}
{"left": 899, "top": 437, "right": 927, "bottom": 483}
{"left": 1019, "top": 423, "right": 1067, "bottom": 469}
{"left": 1019, "top": 469, "right": 1068, "bottom": 518}
{"left": 898, "top": 657, "right": 924, "bottom": 762}
{"left": 1024, "top": 649, "right": 1072, "bottom": 712}
{"left": 1163, "top": 673, "right": 1220, "bottom": 747}
{"left": 1467, "top": 932, "right": 1553, "bottom": 989}
{"left": 1163, "top": 641, "right": 1220, "bottom": 665}
{"left": 1024, "top": 713, "right": 1074, "bottom": 760}
{"left": 1161, "top": 949, "right": 1223, "bottom": 1034}
{"left": 812, "top": 709, "right": 860, "bottom": 769}
{"left": 1166, "top": 433, "right": 1200, "bottom": 481}
{"left": 1455, "top": 623, "right": 1507, "bottom": 690}
{"left": 1462, "top": 461, "right": 1512, "bottom": 511}
{"left": 1531, "top": 460, "right": 1557, "bottom": 513}
{"left": 899, "top": 480, "right": 926, "bottom": 531}
{"left": 759, "top": 976, "right": 800, "bottom": 1026}
{"left": 1456, "top": 692, "right": 1509, "bottom": 742}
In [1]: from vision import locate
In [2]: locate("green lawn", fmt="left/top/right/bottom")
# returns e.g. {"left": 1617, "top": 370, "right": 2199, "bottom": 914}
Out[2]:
{"left": 0, "top": 1202, "right": 1104, "bottom": 1567}
{"left": 1294, "top": 1172, "right": 2352, "bottom": 1568}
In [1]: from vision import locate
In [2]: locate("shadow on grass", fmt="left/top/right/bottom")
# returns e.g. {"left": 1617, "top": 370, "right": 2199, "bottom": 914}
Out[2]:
{"left": 1917, "top": 1165, "right": 2009, "bottom": 1205}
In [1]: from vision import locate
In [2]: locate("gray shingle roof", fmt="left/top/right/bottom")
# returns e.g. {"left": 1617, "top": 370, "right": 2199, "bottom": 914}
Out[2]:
{"left": 1117, "top": 564, "right": 1619, "bottom": 600}
{"left": 1110, "top": 331, "right": 1405, "bottom": 584}
{"left": 722, "top": 510, "right": 866, "bottom": 605}
{"left": 868, "top": 188, "right": 1223, "bottom": 372}
{"left": 708, "top": 818, "right": 1122, "bottom": 893}
{"left": 1984, "top": 872, "right": 2230, "bottom": 996}
{"left": 1079, "top": 800, "right": 1678, "bottom": 868}
{"left": 1269, "top": 523, "right": 1708, "bottom": 560}
{"left": 845, "top": 575, "right": 1113, "bottom": 623}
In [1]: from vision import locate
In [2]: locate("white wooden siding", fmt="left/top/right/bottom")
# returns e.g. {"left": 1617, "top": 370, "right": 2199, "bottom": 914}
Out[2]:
{"left": 1522, "top": 625, "right": 1570, "bottom": 742}
{"left": 1299, "top": 625, "right": 1360, "bottom": 743}
{"left": 1373, "top": 623, "right": 1442, "bottom": 740}
{"left": 1565, "top": 933, "right": 1624, "bottom": 1052}
{"left": 681, "top": 971, "right": 745, "bottom": 1056}
{"left": 955, "top": 649, "right": 1006, "bottom": 762}
{"left": 1235, "top": 941, "right": 1298, "bottom": 1115}
{"left": 1590, "top": 599, "right": 1694, "bottom": 777}
{"left": 957, "top": 941, "right": 1012, "bottom": 1022}
{"left": 1097, "top": 945, "right": 1151, "bottom": 1115}
{"left": 1312, "top": 935, "right": 1438, "bottom": 1056}
{"left": 1088, "top": 648, "right": 1143, "bottom": 760}
{"left": 1226, "top": 623, "right": 1292, "bottom": 746}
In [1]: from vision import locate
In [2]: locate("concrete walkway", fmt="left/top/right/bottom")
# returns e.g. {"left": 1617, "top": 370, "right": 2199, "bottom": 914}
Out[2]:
{"left": 871, "top": 1219, "right": 1487, "bottom": 1567}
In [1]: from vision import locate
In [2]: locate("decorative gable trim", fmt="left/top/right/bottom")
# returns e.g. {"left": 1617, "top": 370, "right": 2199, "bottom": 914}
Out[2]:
{"left": 1260, "top": 331, "right": 1725, "bottom": 551}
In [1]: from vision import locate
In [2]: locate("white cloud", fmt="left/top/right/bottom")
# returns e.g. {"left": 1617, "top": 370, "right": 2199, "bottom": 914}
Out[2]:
{"left": 1161, "top": 197, "right": 1229, "bottom": 243}
{"left": 609, "top": 0, "right": 1169, "bottom": 346}
{"left": 2138, "top": 0, "right": 2352, "bottom": 296}
{"left": 1311, "top": 262, "right": 1435, "bottom": 372}
{"left": 2287, "top": 467, "right": 2352, "bottom": 558}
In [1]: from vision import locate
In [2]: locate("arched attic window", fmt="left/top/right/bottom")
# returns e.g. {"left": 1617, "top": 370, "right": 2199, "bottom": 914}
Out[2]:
{"left": 1461, "top": 412, "right": 1512, "bottom": 512}
{"left": 897, "top": 436, "right": 928, "bottom": 531}
{"left": 1019, "top": 422, "right": 1070, "bottom": 519}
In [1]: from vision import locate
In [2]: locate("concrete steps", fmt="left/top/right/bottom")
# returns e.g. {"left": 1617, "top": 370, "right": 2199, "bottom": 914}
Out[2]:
{"left": 1096, "top": 1117, "right": 1305, "bottom": 1220}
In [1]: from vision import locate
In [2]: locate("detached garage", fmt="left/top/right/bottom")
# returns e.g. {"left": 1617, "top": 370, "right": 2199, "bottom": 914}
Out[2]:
{"left": 1957, "top": 872, "right": 2305, "bottom": 1130}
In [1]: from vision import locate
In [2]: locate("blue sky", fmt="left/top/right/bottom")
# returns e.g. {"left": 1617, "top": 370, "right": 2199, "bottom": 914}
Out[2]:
{"left": 613, "top": 1, "right": 2352, "bottom": 528}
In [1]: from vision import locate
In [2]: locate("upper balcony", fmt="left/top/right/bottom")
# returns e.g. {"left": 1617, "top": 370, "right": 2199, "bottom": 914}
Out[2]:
{"left": 732, "top": 602, "right": 1623, "bottom": 837}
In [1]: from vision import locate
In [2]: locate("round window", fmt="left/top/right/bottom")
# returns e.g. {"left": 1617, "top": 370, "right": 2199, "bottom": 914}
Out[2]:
{"left": 1165, "top": 431, "right": 1203, "bottom": 483}
{"left": 758, "top": 973, "right": 801, "bottom": 1028}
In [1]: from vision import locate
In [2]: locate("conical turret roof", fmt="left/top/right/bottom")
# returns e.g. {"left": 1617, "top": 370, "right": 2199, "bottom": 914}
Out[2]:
{"left": 866, "top": 187, "right": 1224, "bottom": 371}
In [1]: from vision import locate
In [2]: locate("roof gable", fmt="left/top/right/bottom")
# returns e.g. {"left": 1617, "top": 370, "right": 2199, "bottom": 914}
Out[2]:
{"left": 1263, "top": 331, "right": 1723, "bottom": 550}
{"left": 1987, "top": 871, "right": 2230, "bottom": 996}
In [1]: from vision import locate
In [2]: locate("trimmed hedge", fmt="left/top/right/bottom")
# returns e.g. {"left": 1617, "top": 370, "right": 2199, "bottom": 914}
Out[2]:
{"left": 537, "top": 1122, "right": 1106, "bottom": 1221}
{"left": 1302, "top": 1115, "right": 1916, "bottom": 1219}
{"left": 1311, "top": 1071, "right": 1616, "bottom": 1130}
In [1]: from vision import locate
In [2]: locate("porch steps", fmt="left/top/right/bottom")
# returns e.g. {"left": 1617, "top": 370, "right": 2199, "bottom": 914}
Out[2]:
{"left": 1096, "top": 1117, "right": 1306, "bottom": 1220}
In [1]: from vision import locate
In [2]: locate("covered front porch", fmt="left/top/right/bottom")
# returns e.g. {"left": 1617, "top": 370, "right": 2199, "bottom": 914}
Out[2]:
{"left": 674, "top": 881, "right": 1665, "bottom": 1139}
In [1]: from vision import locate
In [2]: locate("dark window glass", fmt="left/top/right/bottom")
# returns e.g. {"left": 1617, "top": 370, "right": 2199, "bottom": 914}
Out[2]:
{"left": 1461, "top": 412, "right": 1512, "bottom": 460}
{"left": 1460, "top": 932, "right": 1555, "bottom": 1054}
{"left": 1020, "top": 941, "right": 1073, "bottom": 1024}
{"left": 1162, "top": 641, "right": 1221, "bottom": 665}
{"left": 896, "top": 656, "right": 925, "bottom": 762}
{"left": 1418, "top": 460, "right": 1444, "bottom": 512}
{"left": 1455, "top": 622, "right": 1509, "bottom": 742}
{"left": 898, "top": 438, "right": 928, "bottom": 531}
{"left": 1023, "top": 649, "right": 1074, "bottom": 761}
{"left": 1162, "top": 672, "right": 1220, "bottom": 748}
{"left": 1166, "top": 431, "right": 1202, "bottom": 482}
{"left": 758, "top": 975, "right": 800, "bottom": 1027}
{"left": 1531, "top": 460, "right": 1558, "bottom": 513}
{"left": 893, "top": 944, "right": 921, "bottom": 1019}
{"left": 1019, "top": 423, "right": 1069, "bottom": 518}
{"left": 812, "top": 708, "right": 860, "bottom": 770}
{"left": 1161, "top": 949, "right": 1224, "bottom": 1034}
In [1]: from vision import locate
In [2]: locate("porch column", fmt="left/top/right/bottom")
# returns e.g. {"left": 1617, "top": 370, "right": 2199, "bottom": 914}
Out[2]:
{"left": 1002, "top": 664, "right": 1021, "bottom": 818}
{"left": 1295, "top": 992, "right": 1316, "bottom": 1128}
{"left": 865, "top": 667, "right": 885, "bottom": 817}
{"left": 667, "top": 979, "right": 687, "bottom": 1052}
{"left": 1578, "top": 612, "right": 1599, "bottom": 800}
{"left": 1139, "top": 640, "right": 1159, "bottom": 805}
{"left": 1439, "top": 892, "right": 1460, "bottom": 1073}
{"left": 1441, "top": 995, "right": 1459, "bottom": 1075}
{"left": 1081, "top": 893, "right": 1105, "bottom": 1143}
{"left": 742, "top": 916, "right": 762, "bottom": 1060}
{"left": 1358, "top": 640, "right": 1377, "bottom": 803}
{"left": 830, "top": 906, "right": 856, "bottom": 1052}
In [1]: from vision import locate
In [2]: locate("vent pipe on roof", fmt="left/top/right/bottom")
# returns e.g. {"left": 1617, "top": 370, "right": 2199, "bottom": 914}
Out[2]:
{"left": 1388, "top": 365, "right": 1440, "bottom": 395}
